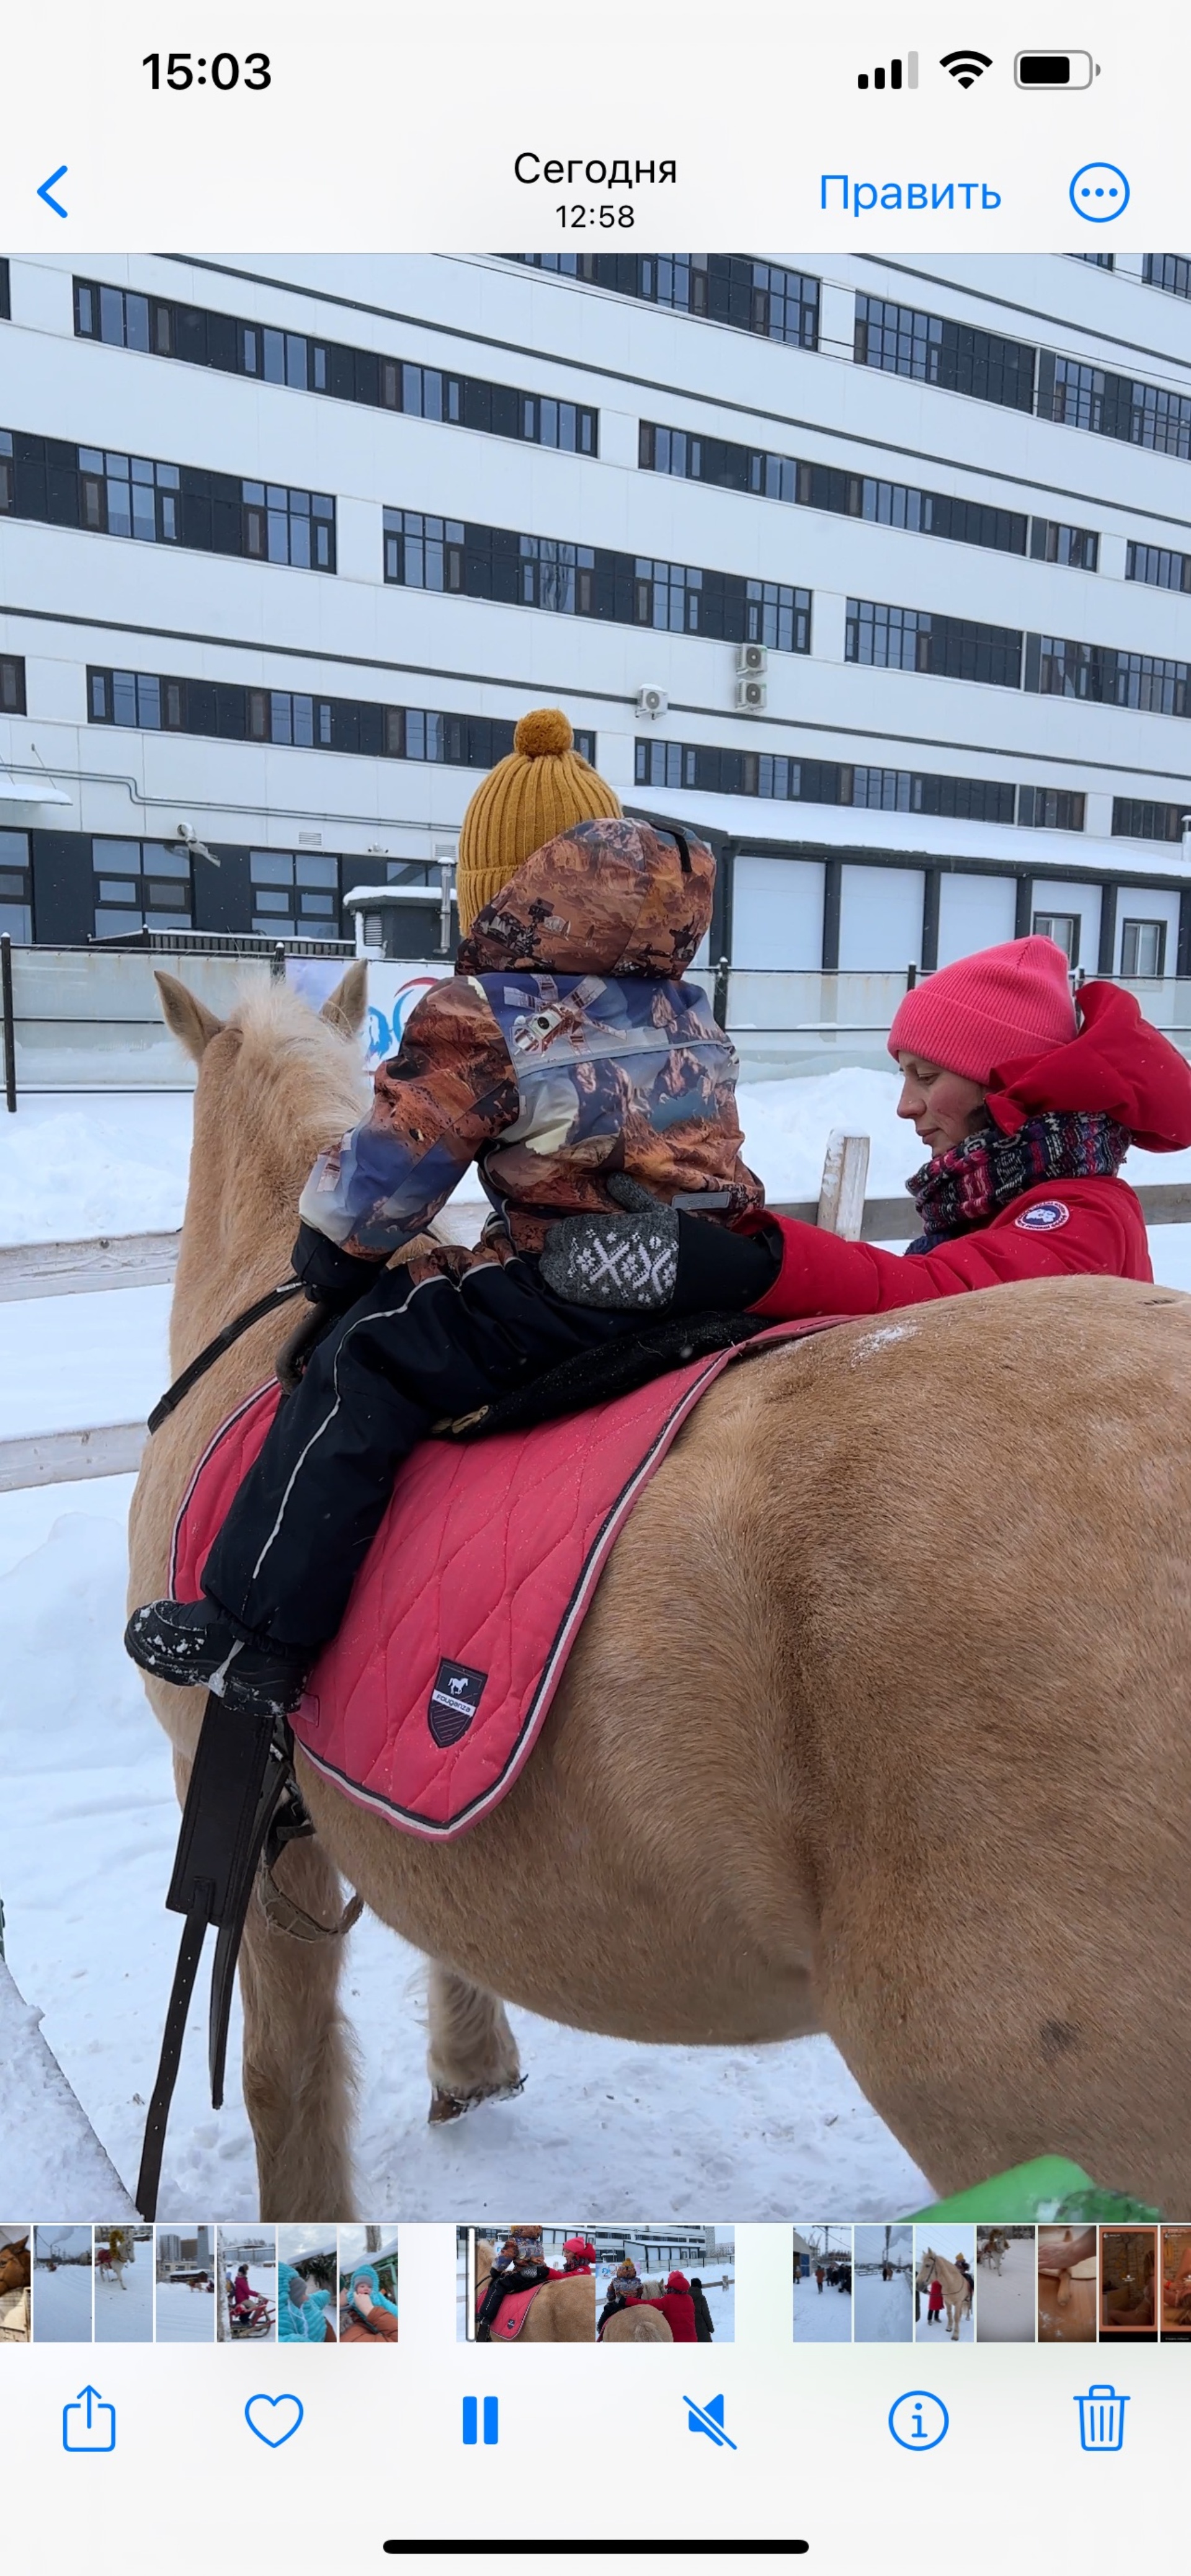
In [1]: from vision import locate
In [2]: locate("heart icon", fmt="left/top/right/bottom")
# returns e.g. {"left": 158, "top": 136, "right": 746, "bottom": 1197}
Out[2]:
{"left": 244, "top": 2393, "right": 305, "bottom": 2448}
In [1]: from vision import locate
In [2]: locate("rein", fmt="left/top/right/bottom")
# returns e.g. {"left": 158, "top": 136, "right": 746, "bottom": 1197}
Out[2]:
{"left": 147, "top": 1278, "right": 304, "bottom": 1434}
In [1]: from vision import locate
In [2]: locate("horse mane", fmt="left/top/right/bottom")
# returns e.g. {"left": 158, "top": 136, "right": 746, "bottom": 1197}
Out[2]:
{"left": 223, "top": 980, "right": 369, "bottom": 1131}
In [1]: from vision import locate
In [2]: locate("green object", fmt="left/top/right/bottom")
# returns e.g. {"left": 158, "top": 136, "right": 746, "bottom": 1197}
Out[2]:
{"left": 906, "top": 2155, "right": 1161, "bottom": 2224}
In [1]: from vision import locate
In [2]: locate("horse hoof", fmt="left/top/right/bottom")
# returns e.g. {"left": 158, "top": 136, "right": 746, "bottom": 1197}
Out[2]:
{"left": 429, "top": 2089, "right": 468, "bottom": 2124}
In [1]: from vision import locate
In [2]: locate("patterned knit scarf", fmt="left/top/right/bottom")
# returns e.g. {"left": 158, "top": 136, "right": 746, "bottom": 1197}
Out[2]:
{"left": 906, "top": 1110, "right": 1130, "bottom": 1253}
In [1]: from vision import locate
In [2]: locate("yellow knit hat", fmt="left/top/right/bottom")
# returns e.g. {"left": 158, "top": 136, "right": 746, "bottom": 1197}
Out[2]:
{"left": 455, "top": 709, "right": 623, "bottom": 932}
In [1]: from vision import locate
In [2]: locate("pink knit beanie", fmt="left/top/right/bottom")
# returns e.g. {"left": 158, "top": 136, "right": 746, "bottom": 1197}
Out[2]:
{"left": 887, "top": 936, "right": 1077, "bottom": 1085}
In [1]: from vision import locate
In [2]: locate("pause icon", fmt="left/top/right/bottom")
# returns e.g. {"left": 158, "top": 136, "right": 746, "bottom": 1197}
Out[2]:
{"left": 858, "top": 53, "right": 919, "bottom": 89}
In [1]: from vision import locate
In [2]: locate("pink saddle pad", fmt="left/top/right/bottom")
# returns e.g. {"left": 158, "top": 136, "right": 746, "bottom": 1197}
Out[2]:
{"left": 170, "top": 1320, "right": 839, "bottom": 1840}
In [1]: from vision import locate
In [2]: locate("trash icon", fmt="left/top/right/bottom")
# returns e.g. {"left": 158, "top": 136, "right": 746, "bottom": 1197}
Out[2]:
{"left": 1075, "top": 2384, "right": 1129, "bottom": 2451}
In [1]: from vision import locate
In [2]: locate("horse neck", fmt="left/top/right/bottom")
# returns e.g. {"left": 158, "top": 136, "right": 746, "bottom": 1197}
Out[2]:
{"left": 171, "top": 1021, "right": 364, "bottom": 1370}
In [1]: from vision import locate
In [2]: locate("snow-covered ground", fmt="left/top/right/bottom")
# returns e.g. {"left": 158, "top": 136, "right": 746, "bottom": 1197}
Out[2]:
{"left": 975, "top": 2234, "right": 1037, "bottom": 2343}
{"left": 793, "top": 2276, "right": 852, "bottom": 2343}
{"left": 154, "top": 2280, "right": 216, "bottom": 2342}
{"left": 914, "top": 2224, "right": 976, "bottom": 2343}
{"left": 2, "top": 1074, "right": 1189, "bottom": 2224}
{"left": 94, "top": 2239, "right": 153, "bottom": 2343}
{"left": 33, "top": 2244, "right": 93, "bottom": 2342}
{"left": 853, "top": 2226, "right": 914, "bottom": 2344}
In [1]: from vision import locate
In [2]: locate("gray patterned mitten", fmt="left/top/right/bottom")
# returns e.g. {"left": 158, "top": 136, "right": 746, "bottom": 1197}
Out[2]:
{"left": 540, "top": 1174, "right": 679, "bottom": 1309}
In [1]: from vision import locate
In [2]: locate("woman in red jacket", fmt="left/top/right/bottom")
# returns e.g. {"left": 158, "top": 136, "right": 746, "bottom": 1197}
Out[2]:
{"left": 543, "top": 936, "right": 1191, "bottom": 1321}
{"left": 643, "top": 2270, "right": 699, "bottom": 2342}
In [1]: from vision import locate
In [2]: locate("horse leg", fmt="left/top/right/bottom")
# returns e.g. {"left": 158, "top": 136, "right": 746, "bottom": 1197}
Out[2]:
{"left": 426, "top": 1965, "right": 524, "bottom": 2124}
{"left": 234, "top": 1825, "right": 360, "bottom": 2219}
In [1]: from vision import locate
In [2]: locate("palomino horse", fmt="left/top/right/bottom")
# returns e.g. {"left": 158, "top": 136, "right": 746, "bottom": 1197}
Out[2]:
{"left": 474, "top": 2243, "right": 594, "bottom": 2343}
{"left": 917, "top": 2250, "right": 972, "bottom": 2342}
{"left": 601, "top": 2303, "right": 672, "bottom": 2343}
{"left": 128, "top": 969, "right": 1191, "bottom": 2219}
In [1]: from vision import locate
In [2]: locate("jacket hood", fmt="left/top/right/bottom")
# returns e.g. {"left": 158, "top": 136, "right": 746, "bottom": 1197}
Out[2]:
{"left": 985, "top": 980, "right": 1191, "bottom": 1153}
{"left": 667, "top": 2270, "right": 691, "bottom": 2291}
{"left": 456, "top": 816, "right": 715, "bottom": 980}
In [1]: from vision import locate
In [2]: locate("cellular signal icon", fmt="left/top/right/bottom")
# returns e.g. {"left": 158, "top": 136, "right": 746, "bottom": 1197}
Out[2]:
{"left": 857, "top": 53, "right": 919, "bottom": 89}
{"left": 940, "top": 48, "right": 993, "bottom": 86}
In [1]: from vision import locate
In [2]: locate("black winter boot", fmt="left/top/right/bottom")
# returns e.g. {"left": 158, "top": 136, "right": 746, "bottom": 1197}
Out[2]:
{"left": 124, "top": 1597, "right": 310, "bottom": 1717}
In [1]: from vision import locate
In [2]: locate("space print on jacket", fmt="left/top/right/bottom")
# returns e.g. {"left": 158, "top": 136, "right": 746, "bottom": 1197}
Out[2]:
{"left": 300, "top": 816, "right": 763, "bottom": 1264}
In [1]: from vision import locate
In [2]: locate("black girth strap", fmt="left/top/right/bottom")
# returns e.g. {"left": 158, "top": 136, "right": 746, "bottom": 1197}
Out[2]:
{"left": 135, "top": 1694, "right": 295, "bottom": 2221}
{"left": 147, "top": 1278, "right": 303, "bottom": 1434}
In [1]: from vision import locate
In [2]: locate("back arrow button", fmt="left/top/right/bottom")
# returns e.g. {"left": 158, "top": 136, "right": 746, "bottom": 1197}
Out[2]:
{"left": 37, "top": 167, "right": 69, "bottom": 219}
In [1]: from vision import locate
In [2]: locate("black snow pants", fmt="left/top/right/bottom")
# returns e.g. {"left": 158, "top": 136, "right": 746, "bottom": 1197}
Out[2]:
{"left": 200, "top": 1252, "right": 643, "bottom": 1652}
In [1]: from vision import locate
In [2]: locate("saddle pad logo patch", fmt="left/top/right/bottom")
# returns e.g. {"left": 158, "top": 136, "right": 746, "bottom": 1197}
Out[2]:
{"left": 1014, "top": 1199, "right": 1071, "bottom": 1232}
{"left": 428, "top": 1657, "right": 488, "bottom": 1748}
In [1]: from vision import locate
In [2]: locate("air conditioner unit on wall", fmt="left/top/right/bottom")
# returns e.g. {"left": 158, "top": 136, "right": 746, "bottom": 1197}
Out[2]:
{"left": 635, "top": 686, "right": 668, "bottom": 720}
{"left": 734, "top": 676, "right": 767, "bottom": 711}
{"left": 735, "top": 643, "right": 768, "bottom": 677}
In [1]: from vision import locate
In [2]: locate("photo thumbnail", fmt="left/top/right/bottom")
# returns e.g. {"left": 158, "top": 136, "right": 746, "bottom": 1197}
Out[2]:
{"left": 154, "top": 2227, "right": 216, "bottom": 2343}
{"left": 216, "top": 2227, "right": 277, "bottom": 2341}
{"left": 1038, "top": 2227, "right": 1099, "bottom": 2343}
{"left": 0, "top": 2227, "right": 31, "bottom": 2345}
{"left": 792, "top": 2226, "right": 853, "bottom": 2342}
{"left": 852, "top": 2226, "right": 912, "bottom": 2345}
{"left": 94, "top": 2223, "right": 153, "bottom": 2343}
{"left": 32, "top": 2227, "right": 92, "bottom": 2343}
{"left": 337, "top": 2228, "right": 399, "bottom": 2342}
{"left": 278, "top": 2226, "right": 339, "bottom": 2343}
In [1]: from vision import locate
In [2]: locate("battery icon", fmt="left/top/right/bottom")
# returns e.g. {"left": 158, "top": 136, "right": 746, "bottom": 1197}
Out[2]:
{"left": 1015, "top": 50, "right": 1099, "bottom": 86}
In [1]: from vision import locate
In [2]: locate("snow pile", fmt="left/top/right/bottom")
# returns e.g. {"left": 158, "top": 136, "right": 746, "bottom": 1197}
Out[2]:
{"left": 0, "top": 1097, "right": 194, "bottom": 1245}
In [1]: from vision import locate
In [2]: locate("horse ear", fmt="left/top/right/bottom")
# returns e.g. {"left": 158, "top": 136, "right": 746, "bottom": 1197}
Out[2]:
{"left": 154, "top": 970, "right": 225, "bottom": 1061}
{"left": 320, "top": 959, "right": 368, "bottom": 1037}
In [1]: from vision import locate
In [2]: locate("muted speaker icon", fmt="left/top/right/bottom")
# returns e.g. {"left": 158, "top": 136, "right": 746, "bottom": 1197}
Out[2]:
{"left": 857, "top": 53, "right": 919, "bottom": 89}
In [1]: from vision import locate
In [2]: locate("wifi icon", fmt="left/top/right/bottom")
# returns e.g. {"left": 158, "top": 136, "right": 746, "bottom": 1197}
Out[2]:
{"left": 940, "top": 47, "right": 993, "bottom": 86}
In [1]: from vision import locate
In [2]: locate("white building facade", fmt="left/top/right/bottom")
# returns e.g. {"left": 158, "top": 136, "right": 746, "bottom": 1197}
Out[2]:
{"left": 1, "top": 246, "right": 1190, "bottom": 985}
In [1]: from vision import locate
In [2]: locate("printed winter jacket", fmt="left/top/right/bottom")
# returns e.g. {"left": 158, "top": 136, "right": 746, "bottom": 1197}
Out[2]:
{"left": 299, "top": 818, "right": 762, "bottom": 1259}
{"left": 744, "top": 980, "right": 1191, "bottom": 1320}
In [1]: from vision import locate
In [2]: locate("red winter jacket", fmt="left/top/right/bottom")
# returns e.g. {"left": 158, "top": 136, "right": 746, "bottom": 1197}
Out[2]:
{"left": 744, "top": 982, "right": 1191, "bottom": 1323}
{"left": 643, "top": 2273, "right": 699, "bottom": 2342}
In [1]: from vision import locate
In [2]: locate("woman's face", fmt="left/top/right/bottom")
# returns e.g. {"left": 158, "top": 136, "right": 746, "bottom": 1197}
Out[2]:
{"left": 896, "top": 1054, "right": 989, "bottom": 1155}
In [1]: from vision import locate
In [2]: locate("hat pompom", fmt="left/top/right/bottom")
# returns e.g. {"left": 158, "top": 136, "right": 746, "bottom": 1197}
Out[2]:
{"left": 514, "top": 707, "right": 573, "bottom": 757}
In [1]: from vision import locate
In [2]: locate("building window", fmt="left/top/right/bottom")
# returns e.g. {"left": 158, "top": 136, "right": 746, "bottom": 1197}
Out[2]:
{"left": 0, "top": 829, "right": 32, "bottom": 942}
{"left": 1016, "top": 786, "right": 1086, "bottom": 831}
{"left": 845, "top": 599, "right": 1022, "bottom": 687}
{"left": 1029, "top": 519, "right": 1099, "bottom": 571}
{"left": 1033, "top": 910, "right": 1079, "bottom": 964}
{"left": 1120, "top": 918, "right": 1167, "bottom": 977}
{"left": 77, "top": 447, "right": 181, "bottom": 542}
{"left": 634, "top": 741, "right": 1020, "bottom": 822}
{"left": 639, "top": 422, "right": 1029, "bottom": 556}
{"left": 1028, "top": 634, "right": 1190, "bottom": 716}
{"left": 73, "top": 275, "right": 599, "bottom": 455}
{"left": 1, "top": 425, "right": 336, "bottom": 569}
{"left": 0, "top": 261, "right": 9, "bottom": 322}
{"left": 92, "top": 838, "right": 193, "bottom": 938}
{"left": 383, "top": 509, "right": 811, "bottom": 651}
{"left": 1143, "top": 254, "right": 1191, "bottom": 300}
{"left": 241, "top": 483, "right": 335, "bottom": 571}
{"left": 511, "top": 252, "right": 820, "bottom": 348}
{"left": 249, "top": 850, "right": 341, "bottom": 936}
{"left": 84, "top": 665, "right": 538, "bottom": 766}
{"left": 1112, "top": 797, "right": 1187, "bottom": 842}
{"left": 1073, "top": 252, "right": 1114, "bottom": 269}
{"left": 1037, "top": 351, "right": 1191, "bottom": 459}
{"left": 1126, "top": 541, "right": 1191, "bottom": 592}
{"left": 853, "top": 295, "right": 1035, "bottom": 411}
{"left": 1, "top": 654, "right": 26, "bottom": 714}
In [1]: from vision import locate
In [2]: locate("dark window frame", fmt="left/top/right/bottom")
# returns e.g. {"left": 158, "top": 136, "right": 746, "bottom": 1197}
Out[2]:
{"left": 512, "top": 252, "right": 819, "bottom": 349}
{"left": 1120, "top": 915, "right": 1167, "bottom": 976}
{"left": 72, "top": 275, "right": 599, "bottom": 456}
{"left": 84, "top": 665, "right": 582, "bottom": 768}
{"left": 845, "top": 597, "right": 1023, "bottom": 689}
{"left": 1, "top": 652, "right": 27, "bottom": 714}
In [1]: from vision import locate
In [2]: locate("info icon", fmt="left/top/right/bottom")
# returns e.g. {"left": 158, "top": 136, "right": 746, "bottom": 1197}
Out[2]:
{"left": 888, "top": 2389, "right": 949, "bottom": 2450}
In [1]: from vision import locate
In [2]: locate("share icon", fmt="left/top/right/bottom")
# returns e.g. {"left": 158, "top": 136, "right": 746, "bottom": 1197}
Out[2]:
{"left": 684, "top": 2394, "right": 736, "bottom": 2449}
